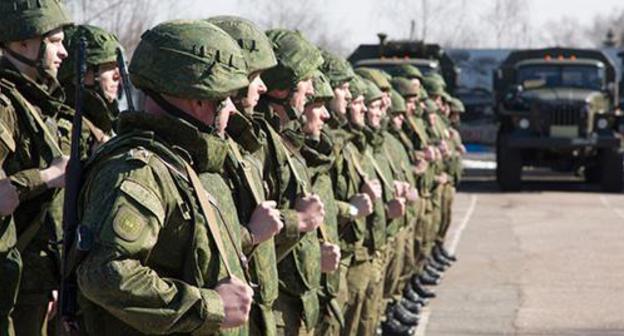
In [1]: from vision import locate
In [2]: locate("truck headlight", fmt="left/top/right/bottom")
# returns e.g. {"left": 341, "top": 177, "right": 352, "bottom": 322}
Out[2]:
{"left": 597, "top": 118, "right": 609, "bottom": 130}
{"left": 518, "top": 118, "right": 530, "bottom": 129}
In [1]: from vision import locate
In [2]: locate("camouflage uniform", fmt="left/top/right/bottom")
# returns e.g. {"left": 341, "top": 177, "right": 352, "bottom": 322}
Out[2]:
{"left": 59, "top": 24, "right": 121, "bottom": 141}
{"left": 75, "top": 21, "right": 251, "bottom": 335}
{"left": 0, "top": 1, "right": 73, "bottom": 334}
{"left": 255, "top": 29, "right": 324, "bottom": 336}
{"left": 209, "top": 16, "right": 281, "bottom": 336}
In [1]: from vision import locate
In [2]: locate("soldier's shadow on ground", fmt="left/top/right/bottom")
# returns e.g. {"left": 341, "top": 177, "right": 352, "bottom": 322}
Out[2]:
{"left": 458, "top": 168, "right": 608, "bottom": 194}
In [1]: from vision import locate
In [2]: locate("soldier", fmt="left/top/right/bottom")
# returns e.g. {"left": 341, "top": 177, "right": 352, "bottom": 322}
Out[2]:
{"left": 1, "top": 118, "right": 21, "bottom": 336}
{"left": 317, "top": 51, "right": 374, "bottom": 336}
{"left": 208, "top": 15, "right": 285, "bottom": 336}
{"left": 59, "top": 24, "right": 122, "bottom": 145}
{"left": 74, "top": 20, "right": 254, "bottom": 335}
{"left": 255, "top": 29, "right": 339, "bottom": 336}
{"left": 0, "top": 0, "right": 74, "bottom": 334}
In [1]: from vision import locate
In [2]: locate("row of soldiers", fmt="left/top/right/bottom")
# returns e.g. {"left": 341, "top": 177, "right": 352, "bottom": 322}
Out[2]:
{"left": 0, "top": 1, "right": 466, "bottom": 336}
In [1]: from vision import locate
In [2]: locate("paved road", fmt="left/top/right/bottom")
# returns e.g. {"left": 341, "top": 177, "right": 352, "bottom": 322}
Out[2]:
{"left": 418, "top": 168, "right": 624, "bottom": 336}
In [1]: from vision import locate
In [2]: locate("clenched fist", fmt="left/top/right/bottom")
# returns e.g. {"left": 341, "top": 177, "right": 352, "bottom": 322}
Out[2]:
{"left": 0, "top": 177, "right": 19, "bottom": 216}
{"left": 349, "top": 193, "right": 373, "bottom": 218}
{"left": 386, "top": 197, "right": 406, "bottom": 219}
{"left": 361, "top": 179, "right": 382, "bottom": 201}
{"left": 248, "top": 201, "right": 283, "bottom": 244}
{"left": 216, "top": 276, "right": 254, "bottom": 329}
{"left": 296, "top": 194, "right": 325, "bottom": 233}
{"left": 320, "top": 242, "right": 341, "bottom": 273}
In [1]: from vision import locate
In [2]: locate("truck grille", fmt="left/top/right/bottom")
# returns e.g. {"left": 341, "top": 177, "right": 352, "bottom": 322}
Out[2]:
{"left": 549, "top": 105, "right": 580, "bottom": 126}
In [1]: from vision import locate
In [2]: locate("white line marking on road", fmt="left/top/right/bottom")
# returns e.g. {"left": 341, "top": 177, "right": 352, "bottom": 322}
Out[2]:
{"left": 599, "top": 195, "right": 624, "bottom": 220}
{"left": 415, "top": 194, "right": 478, "bottom": 336}
{"left": 447, "top": 194, "right": 478, "bottom": 254}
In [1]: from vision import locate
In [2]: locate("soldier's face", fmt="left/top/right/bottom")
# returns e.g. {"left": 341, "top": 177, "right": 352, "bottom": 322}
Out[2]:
{"left": 349, "top": 95, "right": 366, "bottom": 127}
{"left": 405, "top": 96, "right": 418, "bottom": 116}
{"left": 329, "top": 82, "right": 351, "bottom": 116}
{"left": 366, "top": 99, "right": 383, "bottom": 129}
{"left": 42, "top": 29, "right": 68, "bottom": 77}
{"left": 291, "top": 78, "right": 314, "bottom": 114}
{"left": 303, "top": 101, "right": 329, "bottom": 139}
{"left": 381, "top": 90, "right": 391, "bottom": 114}
{"left": 85, "top": 62, "right": 120, "bottom": 103}
{"left": 392, "top": 114, "right": 404, "bottom": 130}
{"left": 243, "top": 73, "right": 267, "bottom": 111}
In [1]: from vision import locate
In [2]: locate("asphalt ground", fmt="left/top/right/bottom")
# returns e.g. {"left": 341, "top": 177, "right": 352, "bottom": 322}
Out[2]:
{"left": 416, "top": 155, "right": 624, "bottom": 336}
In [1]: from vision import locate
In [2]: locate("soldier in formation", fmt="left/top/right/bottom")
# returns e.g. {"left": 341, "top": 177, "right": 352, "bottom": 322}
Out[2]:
{"left": 0, "top": 2, "right": 466, "bottom": 335}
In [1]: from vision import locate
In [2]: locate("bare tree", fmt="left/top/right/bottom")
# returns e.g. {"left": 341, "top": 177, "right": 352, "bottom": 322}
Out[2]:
{"left": 66, "top": 0, "right": 191, "bottom": 54}
{"left": 482, "top": 0, "right": 531, "bottom": 48}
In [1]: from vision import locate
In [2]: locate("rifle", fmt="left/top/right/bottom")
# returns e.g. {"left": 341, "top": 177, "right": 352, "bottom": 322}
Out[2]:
{"left": 58, "top": 36, "right": 87, "bottom": 336}
{"left": 116, "top": 47, "right": 135, "bottom": 113}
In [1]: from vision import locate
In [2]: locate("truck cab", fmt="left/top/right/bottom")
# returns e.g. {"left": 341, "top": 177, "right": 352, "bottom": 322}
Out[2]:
{"left": 495, "top": 48, "right": 623, "bottom": 191}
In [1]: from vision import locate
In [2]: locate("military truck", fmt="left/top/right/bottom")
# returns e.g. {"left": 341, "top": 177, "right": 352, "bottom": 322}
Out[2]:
{"left": 494, "top": 47, "right": 623, "bottom": 191}
{"left": 348, "top": 33, "right": 459, "bottom": 93}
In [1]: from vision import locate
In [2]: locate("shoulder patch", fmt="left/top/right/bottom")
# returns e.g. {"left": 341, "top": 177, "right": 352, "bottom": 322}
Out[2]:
{"left": 119, "top": 178, "right": 165, "bottom": 224}
{"left": 113, "top": 205, "right": 147, "bottom": 242}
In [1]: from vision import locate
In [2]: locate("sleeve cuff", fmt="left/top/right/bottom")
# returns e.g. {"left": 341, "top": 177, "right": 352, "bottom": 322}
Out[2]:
{"left": 192, "top": 289, "right": 225, "bottom": 335}
{"left": 281, "top": 209, "right": 300, "bottom": 239}
{"left": 10, "top": 168, "right": 47, "bottom": 201}
{"left": 335, "top": 200, "right": 352, "bottom": 222}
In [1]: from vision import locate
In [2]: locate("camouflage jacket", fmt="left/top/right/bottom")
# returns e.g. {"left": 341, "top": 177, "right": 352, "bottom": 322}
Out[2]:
{"left": 76, "top": 112, "right": 248, "bottom": 336}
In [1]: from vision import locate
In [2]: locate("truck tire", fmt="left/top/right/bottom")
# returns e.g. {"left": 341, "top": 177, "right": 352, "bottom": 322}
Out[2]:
{"left": 599, "top": 148, "right": 624, "bottom": 192}
{"left": 497, "top": 135, "right": 523, "bottom": 191}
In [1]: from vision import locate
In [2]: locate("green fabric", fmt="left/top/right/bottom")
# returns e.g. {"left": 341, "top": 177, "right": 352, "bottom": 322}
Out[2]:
{"left": 355, "top": 67, "right": 391, "bottom": 91}
{"left": 361, "top": 78, "right": 383, "bottom": 105}
{"left": 389, "top": 89, "right": 406, "bottom": 114}
{"left": 208, "top": 16, "right": 278, "bottom": 74}
{"left": 0, "top": 0, "right": 72, "bottom": 42}
{"left": 391, "top": 76, "right": 419, "bottom": 97}
{"left": 130, "top": 20, "right": 249, "bottom": 101}
{"left": 387, "top": 64, "right": 423, "bottom": 80}
{"left": 59, "top": 24, "right": 120, "bottom": 82}
{"left": 319, "top": 50, "right": 355, "bottom": 88}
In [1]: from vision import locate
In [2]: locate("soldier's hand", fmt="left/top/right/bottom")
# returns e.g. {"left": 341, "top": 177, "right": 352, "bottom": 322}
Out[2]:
{"left": 386, "top": 197, "right": 406, "bottom": 219}
{"left": 47, "top": 290, "right": 58, "bottom": 321}
{"left": 216, "top": 276, "right": 253, "bottom": 329}
{"left": 248, "top": 201, "right": 283, "bottom": 244}
{"left": 404, "top": 186, "right": 420, "bottom": 203}
{"left": 0, "top": 178, "right": 19, "bottom": 216}
{"left": 41, "top": 155, "right": 69, "bottom": 189}
{"left": 424, "top": 146, "right": 436, "bottom": 162}
{"left": 320, "top": 242, "right": 341, "bottom": 273}
{"left": 393, "top": 180, "right": 410, "bottom": 198}
{"left": 349, "top": 193, "right": 373, "bottom": 218}
{"left": 435, "top": 173, "right": 449, "bottom": 185}
{"left": 296, "top": 194, "right": 325, "bottom": 233}
{"left": 361, "top": 179, "right": 382, "bottom": 201}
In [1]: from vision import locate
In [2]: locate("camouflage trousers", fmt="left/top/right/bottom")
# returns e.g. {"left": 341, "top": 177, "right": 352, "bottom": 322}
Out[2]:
{"left": 315, "top": 259, "right": 349, "bottom": 336}
{"left": 249, "top": 302, "right": 277, "bottom": 336}
{"left": 275, "top": 293, "right": 315, "bottom": 336}
{"left": 0, "top": 247, "right": 21, "bottom": 336}
{"left": 341, "top": 253, "right": 378, "bottom": 336}
{"left": 429, "top": 185, "right": 445, "bottom": 253}
{"left": 360, "top": 250, "right": 386, "bottom": 336}
{"left": 414, "top": 197, "right": 435, "bottom": 271}
{"left": 383, "top": 227, "right": 410, "bottom": 304}
{"left": 437, "top": 184, "right": 456, "bottom": 244}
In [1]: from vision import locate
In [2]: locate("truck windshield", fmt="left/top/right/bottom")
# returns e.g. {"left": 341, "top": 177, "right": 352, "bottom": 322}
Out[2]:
{"left": 517, "top": 64, "right": 605, "bottom": 90}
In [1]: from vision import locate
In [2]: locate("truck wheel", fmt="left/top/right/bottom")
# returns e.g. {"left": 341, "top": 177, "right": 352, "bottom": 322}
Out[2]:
{"left": 600, "top": 148, "right": 624, "bottom": 193}
{"left": 497, "top": 136, "right": 523, "bottom": 191}
{"left": 584, "top": 165, "right": 600, "bottom": 184}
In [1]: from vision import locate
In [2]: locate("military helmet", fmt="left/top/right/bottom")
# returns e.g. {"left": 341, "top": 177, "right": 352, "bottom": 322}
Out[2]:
{"left": 391, "top": 77, "right": 419, "bottom": 98}
{"left": 418, "top": 86, "right": 429, "bottom": 101}
{"left": 422, "top": 76, "right": 445, "bottom": 96}
{"left": 362, "top": 78, "right": 383, "bottom": 105}
{"left": 388, "top": 64, "right": 423, "bottom": 80}
{"left": 429, "top": 73, "right": 447, "bottom": 88}
{"left": 348, "top": 74, "right": 368, "bottom": 100}
{"left": 390, "top": 89, "right": 406, "bottom": 114}
{"left": 59, "top": 25, "right": 120, "bottom": 82}
{"left": 262, "top": 29, "right": 324, "bottom": 91}
{"left": 355, "top": 67, "right": 391, "bottom": 91}
{"left": 130, "top": 20, "right": 249, "bottom": 101}
{"left": 0, "top": 0, "right": 72, "bottom": 43}
{"left": 450, "top": 97, "right": 465, "bottom": 113}
{"left": 309, "top": 70, "right": 334, "bottom": 102}
{"left": 320, "top": 50, "right": 355, "bottom": 88}
{"left": 207, "top": 16, "right": 277, "bottom": 75}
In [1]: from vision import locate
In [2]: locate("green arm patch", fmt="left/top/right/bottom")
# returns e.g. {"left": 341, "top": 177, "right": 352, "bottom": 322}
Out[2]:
{"left": 119, "top": 179, "right": 165, "bottom": 224}
{"left": 112, "top": 205, "right": 147, "bottom": 242}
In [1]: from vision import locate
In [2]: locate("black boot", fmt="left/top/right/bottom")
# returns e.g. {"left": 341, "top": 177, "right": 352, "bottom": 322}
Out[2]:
{"left": 436, "top": 243, "right": 457, "bottom": 262}
{"left": 418, "top": 272, "right": 440, "bottom": 286}
{"left": 410, "top": 277, "right": 436, "bottom": 298}
{"left": 398, "top": 298, "right": 422, "bottom": 315}
{"left": 382, "top": 317, "right": 415, "bottom": 336}
{"left": 392, "top": 303, "right": 420, "bottom": 326}
{"left": 424, "top": 264, "right": 443, "bottom": 279}
{"left": 430, "top": 253, "right": 452, "bottom": 269}
{"left": 403, "top": 284, "right": 428, "bottom": 306}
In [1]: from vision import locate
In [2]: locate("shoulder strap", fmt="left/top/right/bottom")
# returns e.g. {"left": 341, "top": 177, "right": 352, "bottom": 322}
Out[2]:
{"left": 0, "top": 79, "right": 63, "bottom": 157}
{"left": 365, "top": 151, "right": 393, "bottom": 191}
{"left": 227, "top": 137, "right": 263, "bottom": 205}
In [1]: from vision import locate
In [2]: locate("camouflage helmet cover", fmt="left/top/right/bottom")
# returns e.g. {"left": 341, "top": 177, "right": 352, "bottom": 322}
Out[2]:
{"left": 0, "top": 0, "right": 73, "bottom": 42}
{"left": 263, "top": 29, "right": 324, "bottom": 91}
{"left": 355, "top": 67, "right": 391, "bottom": 91}
{"left": 362, "top": 78, "right": 383, "bottom": 104}
{"left": 129, "top": 20, "right": 249, "bottom": 101}
{"left": 450, "top": 97, "right": 465, "bottom": 113}
{"left": 59, "top": 24, "right": 120, "bottom": 81}
{"left": 207, "top": 15, "right": 277, "bottom": 75}
{"left": 390, "top": 77, "right": 419, "bottom": 97}
{"left": 348, "top": 74, "right": 368, "bottom": 100}
{"left": 429, "top": 73, "right": 447, "bottom": 88}
{"left": 422, "top": 76, "right": 445, "bottom": 96}
{"left": 319, "top": 49, "right": 355, "bottom": 88}
{"left": 309, "top": 69, "right": 334, "bottom": 102}
{"left": 389, "top": 88, "right": 406, "bottom": 113}
{"left": 389, "top": 64, "right": 423, "bottom": 80}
